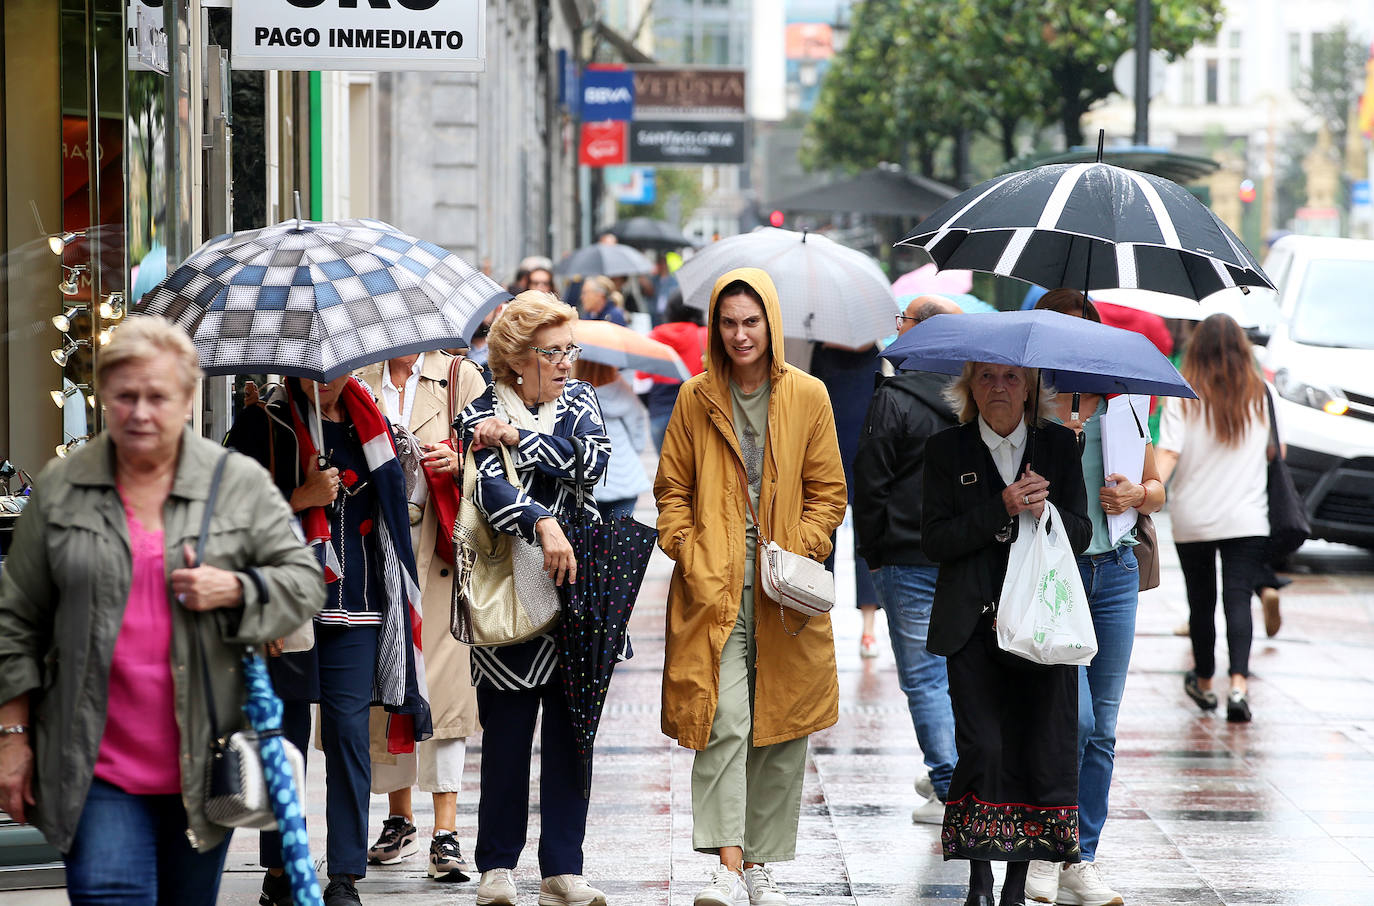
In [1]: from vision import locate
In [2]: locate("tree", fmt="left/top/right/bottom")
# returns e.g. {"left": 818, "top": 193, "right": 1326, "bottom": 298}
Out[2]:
{"left": 804, "top": 0, "right": 1226, "bottom": 175}
{"left": 1296, "top": 23, "right": 1369, "bottom": 153}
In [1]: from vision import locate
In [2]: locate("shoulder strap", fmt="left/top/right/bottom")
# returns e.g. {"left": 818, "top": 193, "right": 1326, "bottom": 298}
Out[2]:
{"left": 1263, "top": 385, "right": 1282, "bottom": 458}
{"left": 730, "top": 456, "right": 769, "bottom": 545}
{"left": 196, "top": 452, "right": 232, "bottom": 567}
{"left": 194, "top": 451, "right": 232, "bottom": 745}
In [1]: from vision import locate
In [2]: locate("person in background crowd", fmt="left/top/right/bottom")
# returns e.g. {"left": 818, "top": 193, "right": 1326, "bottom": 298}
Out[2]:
{"left": 642, "top": 293, "right": 707, "bottom": 451}
{"left": 527, "top": 267, "right": 555, "bottom": 294}
{"left": 457, "top": 292, "right": 613, "bottom": 906}
{"left": 809, "top": 339, "right": 883, "bottom": 659}
{"left": 575, "top": 360, "right": 651, "bottom": 521}
{"left": 227, "top": 372, "right": 431, "bottom": 906}
{"left": 357, "top": 350, "right": 487, "bottom": 882}
{"left": 656, "top": 268, "right": 847, "bottom": 906}
{"left": 1156, "top": 313, "right": 1272, "bottom": 724}
{"left": 853, "top": 294, "right": 962, "bottom": 826}
{"left": 507, "top": 269, "right": 530, "bottom": 296}
{"left": 1027, "top": 289, "right": 1166, "bottom": 906}
{"left": 0, "top": 316, "right": 323, "bottom": 906}
{"left": 923, "top": 361, "right": 1091, "bottom": 906}
{"left": 578, "top": 275, "right": 628, "bottom": 327}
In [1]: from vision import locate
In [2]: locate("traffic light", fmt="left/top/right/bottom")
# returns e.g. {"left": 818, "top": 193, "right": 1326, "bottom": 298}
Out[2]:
{"left": 1239, "top": 179, "right": 1256, "bottom": 204}
{"left": 768, "top": 210, "right": 785, "bottom": 228}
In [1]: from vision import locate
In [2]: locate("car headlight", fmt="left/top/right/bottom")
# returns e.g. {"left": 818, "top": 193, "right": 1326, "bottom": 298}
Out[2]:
{"left": 1274, "top": 368, "right": 1350, "bottom": 416}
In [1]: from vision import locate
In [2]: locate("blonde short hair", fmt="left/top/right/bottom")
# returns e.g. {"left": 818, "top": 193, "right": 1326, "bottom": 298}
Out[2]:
{"left": 97, "top": 315, "right": 202, "bottom": 397}
{"left": 486, "top": 291, "right": 578, "bottom": 386}
{"left": 942, "top": 361, "right": 1056, "bottom": 426}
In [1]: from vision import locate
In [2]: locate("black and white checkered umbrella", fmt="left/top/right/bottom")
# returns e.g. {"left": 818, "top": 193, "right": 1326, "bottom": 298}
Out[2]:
{"left": 898, "top": 161, "right": 1273, "bottom": 301}
{"left": 134, "top": 218, "right": 510, "bottom": 381}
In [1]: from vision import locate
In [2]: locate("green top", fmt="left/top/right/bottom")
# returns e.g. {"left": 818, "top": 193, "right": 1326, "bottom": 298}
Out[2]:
{"left": 731, "top": 378, "right": 771, "bottom": 565}
{"left": 1058, "top": 399, "right": 1138, "bottom": 556}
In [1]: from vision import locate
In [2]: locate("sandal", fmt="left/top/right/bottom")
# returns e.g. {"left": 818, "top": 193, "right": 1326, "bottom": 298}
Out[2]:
{"left": 1184, "top": 670, "right": 1218, "bottom": 711}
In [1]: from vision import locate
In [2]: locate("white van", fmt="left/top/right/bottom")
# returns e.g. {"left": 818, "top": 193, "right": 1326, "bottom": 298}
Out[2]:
{"left": 1258, "top": 235, "right": 1374, "bottom": 548}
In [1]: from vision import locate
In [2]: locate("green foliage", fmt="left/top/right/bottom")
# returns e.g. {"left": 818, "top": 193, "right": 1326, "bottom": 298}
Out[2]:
{"left": 615, "top": 167, "right": 706, "bottom": 228}
{"left": 1296, "top": 23, "right": 1369, "bottom": 152}
{"left": 804, "top": 0, "right": 1226, "bottom": 175}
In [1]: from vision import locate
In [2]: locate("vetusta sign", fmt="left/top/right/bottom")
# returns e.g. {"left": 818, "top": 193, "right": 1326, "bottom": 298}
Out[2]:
{"left": 230, "top": 0, "right": 486, "bottom": 71}
{"left": 632, "top": 68, "right": 746, "bottom": 118}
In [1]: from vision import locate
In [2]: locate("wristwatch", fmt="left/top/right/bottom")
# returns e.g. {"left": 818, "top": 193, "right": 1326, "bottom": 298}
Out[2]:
{"left": 0, "top": 725, "right": 27, "bottom": 736}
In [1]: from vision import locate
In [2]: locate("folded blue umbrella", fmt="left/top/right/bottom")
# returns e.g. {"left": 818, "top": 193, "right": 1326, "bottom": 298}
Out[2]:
{"left": 884, "top": 309, "right": 1196, "bottom": 399}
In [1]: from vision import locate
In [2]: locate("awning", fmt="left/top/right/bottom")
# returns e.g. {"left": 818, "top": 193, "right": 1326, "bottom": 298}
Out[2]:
{"left": 1001, "top": 145, "right": 1221, "bottom": 184}
{"left": 768, "top": 166, "right": 960, "bottom": 218}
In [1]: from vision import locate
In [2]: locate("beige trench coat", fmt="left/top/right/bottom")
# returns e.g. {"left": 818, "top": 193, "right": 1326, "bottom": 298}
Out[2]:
{"left": 360, "top": 352, "right": 484, "bottom": 761}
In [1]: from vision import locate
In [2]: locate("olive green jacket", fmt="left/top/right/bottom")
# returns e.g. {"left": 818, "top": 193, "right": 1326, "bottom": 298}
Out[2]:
{"left": 0, "top": 428, "right": 324, "bottom": 852}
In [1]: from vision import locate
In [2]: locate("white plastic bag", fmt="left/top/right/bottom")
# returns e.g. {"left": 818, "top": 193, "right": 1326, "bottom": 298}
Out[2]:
{"left": 996, "top": 503, "right": 1097, "bottom": 666}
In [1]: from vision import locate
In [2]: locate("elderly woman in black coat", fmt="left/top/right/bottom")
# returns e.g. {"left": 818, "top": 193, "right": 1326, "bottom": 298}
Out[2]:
{"left": 921, "top": 362, "right": 1091, "bottom": 906}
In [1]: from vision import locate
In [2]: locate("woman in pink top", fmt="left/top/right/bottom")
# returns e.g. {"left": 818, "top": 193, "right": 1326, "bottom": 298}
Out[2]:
{"left": 0, "top": 317, "right": 324, "bottom": 906}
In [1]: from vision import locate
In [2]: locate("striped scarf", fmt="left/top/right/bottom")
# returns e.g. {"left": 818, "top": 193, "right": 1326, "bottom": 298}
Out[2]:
{"left": 288, "top": 378, "right": 432, "bottom": 752}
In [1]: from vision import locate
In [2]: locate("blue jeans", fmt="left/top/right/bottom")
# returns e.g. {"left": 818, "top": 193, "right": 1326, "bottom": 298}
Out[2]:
{"left": 1075, "top": 545, "right": 1139, "bottom": 862}
{"left": 869, "top": 565, "right": 956, "bottom": 800}
{"left": 597, "top": 497, "right": 638, "bottom": 522}
{"left": 65, "top": 778, "right": 231, "bottom": 905}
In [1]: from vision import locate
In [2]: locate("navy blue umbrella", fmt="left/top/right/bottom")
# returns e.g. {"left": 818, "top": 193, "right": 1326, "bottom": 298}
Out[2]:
{"left": 884, "top": 309, "right": 1196, "bottom": 399}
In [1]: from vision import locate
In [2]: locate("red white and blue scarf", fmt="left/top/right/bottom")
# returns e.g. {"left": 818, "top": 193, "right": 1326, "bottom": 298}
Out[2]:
{"left": 289, "top": 377, "right": 431, "bottom": 751}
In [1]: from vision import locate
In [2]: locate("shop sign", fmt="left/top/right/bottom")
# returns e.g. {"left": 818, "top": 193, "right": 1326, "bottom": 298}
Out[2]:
{"left": 579, "top": 121, "right": 627, "bottom": 167}
{"left": 632, "top": 68, "right": 746, "bottom": 118}
{"left": 127, "top": 0, "right": 170, "bottom": 74}
{"left": 230, "top": 0, "right": 486, "bottom": 72}
{"left": 580, "top": 68, "right": 635, "bottom": 122}
{"left": 628, "top": 120, "right": 745, "bottom": 165}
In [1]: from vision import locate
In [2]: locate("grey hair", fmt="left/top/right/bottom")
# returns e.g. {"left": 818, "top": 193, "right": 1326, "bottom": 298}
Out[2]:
{"left": 942, "top": 361, "right": 1057, "bottom": 426}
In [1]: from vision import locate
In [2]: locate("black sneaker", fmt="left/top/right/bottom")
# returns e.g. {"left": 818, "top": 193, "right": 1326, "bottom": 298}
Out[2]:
{"left": 1227, "top": 689, "right": 1253, "bottom": 723}
{"left": 367, "top": 815, "right": 418, "bottom": 864}
{"left": 259, "top": 870, "right": 291, "bottom": 906}
{"left": 1184, "top": 670, "right": 1218, "bottom": 711}
{"left": 427, "top": 831, "right": 471, "bottom": 882}
{"left": 324, "top": 876, "right": 362, "bottom": 906}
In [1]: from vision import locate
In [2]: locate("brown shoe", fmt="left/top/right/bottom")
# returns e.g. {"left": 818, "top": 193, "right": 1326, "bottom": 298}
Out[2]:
{"left": 1260, "top": 587, "right": 1282, "bottom": 637}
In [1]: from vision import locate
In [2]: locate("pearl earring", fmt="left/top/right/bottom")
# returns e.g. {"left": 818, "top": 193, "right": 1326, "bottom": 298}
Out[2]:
{"left": 516, "top": 375, "right": 523, "bottom": 385}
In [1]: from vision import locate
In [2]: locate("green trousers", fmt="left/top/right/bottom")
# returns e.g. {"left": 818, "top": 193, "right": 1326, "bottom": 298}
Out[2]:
{"left": 691, "top": 559, "right": 809, "bottom": 863}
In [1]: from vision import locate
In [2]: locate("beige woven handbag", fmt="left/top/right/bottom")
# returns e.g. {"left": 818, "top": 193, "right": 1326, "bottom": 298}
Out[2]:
{"left": 449, "top": 444, "right": 561, "bottom": 646}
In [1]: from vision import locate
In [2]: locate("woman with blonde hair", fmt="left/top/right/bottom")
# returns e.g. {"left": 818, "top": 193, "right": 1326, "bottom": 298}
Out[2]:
{"left": 456, "top": 291, "right": 613, "bottom": 906}
{"left": 1156, "top": 313, "right": 1271, "bottom": 723}
{"left": 0, "top": 316, "right": 323, "bottom": 905}
{"left": 578, "top": 275, "right": 627, "bottom": 327}
{"left": 922, "top": 360, "right": 1090, "bottom": 906}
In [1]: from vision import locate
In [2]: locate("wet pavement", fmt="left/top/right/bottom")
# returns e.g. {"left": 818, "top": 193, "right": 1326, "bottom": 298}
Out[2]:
{"left": 12, "top": 502, "right": 1371, "bottom": 905}
{"left": 202, "top": 505, "right": 1374, "bottom": 906}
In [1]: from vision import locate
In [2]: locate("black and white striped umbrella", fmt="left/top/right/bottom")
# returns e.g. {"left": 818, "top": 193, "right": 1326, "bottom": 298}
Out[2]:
{"left": 898, "top": 162, "right": 1273, "bottom": 300}
{"left": 134, "top": 218, "right": 510, "bottom": 381}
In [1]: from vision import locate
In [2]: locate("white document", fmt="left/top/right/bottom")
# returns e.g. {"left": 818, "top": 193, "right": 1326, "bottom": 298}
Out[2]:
{"left": 1101, "top": 394, "right": 1149, "bottom": 546}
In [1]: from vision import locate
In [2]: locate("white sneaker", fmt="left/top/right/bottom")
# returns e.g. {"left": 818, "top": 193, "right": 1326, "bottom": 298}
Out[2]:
{"left": 743, "top": 865, "right": 788, "bottom": 906}
{"left": 538, "top": 874, "right": 607, "bottom": 906}
{"left": 911, "top": 796, "right": 945, "bottom": 825}
{"left": 693, "top": 866, "right": 747, "bottom": 906}
{"left": 913, "top": 772, "right": 936, "bottom": 801}
{"left": 1056, "top": 861, "right": 1124, "bottom": 906}
{"left": 1024, "top": 860, "right": 1060, "bottom": 903}
{"left": 476, "top": 868, "right": 519, "bottom": 906}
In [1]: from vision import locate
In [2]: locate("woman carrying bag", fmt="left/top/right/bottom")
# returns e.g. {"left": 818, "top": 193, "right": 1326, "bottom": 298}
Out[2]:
{"left": 1027, "top": 290, "right": 1166, "bottom": 906}
{"left": 921, "top": 361, "right": 1091, "bottom": 906}
{"left": 455, "top": 291, "right": 612, "bottom": 906}
{"left": 655, "top": 268, "right": 847, "bottom": 906}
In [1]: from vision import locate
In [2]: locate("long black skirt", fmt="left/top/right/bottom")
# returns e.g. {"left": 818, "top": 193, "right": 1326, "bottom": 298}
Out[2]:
{"left": 942, "top": 616, "right": 1081, "bottom": 863}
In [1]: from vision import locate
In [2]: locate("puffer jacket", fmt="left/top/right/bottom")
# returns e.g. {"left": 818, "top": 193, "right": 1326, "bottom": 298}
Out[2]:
{"left": 0, "top": 428, "right": 325, "bottom": 852}
{"left": 654, "top": 267, "right": 847, "bottom": 749}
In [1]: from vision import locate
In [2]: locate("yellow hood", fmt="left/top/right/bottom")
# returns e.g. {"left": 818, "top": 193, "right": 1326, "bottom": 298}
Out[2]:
{"left": 704, "top": 267, "right": 787, "bottom": 384}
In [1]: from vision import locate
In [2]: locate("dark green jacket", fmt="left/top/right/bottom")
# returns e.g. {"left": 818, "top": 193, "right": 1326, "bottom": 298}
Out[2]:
{"left": 0, "top": 428, "right": 324, "bottom": 852}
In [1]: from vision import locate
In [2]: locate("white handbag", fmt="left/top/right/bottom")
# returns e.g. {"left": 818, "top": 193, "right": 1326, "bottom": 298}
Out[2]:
{"left": 995, "top": 503, "right": 1097, "bottom": 666}
{"left": 734, "top": 461, "right": 835, "bottom": 636}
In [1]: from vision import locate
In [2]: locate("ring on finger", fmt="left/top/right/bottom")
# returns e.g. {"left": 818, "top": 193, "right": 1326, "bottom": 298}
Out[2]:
{"left": 1023, "top": 494, "right": 1031, "bottom": 506}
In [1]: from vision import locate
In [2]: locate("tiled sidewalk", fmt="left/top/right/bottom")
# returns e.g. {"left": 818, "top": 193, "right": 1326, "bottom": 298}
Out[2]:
{"left": 199, "top": 509, "right": 1374, "bottom": 905}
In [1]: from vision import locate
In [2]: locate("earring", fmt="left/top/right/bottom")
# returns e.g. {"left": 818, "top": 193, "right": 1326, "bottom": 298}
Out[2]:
{"left": 516, "top": 375, "right": 523, "bottom": 385}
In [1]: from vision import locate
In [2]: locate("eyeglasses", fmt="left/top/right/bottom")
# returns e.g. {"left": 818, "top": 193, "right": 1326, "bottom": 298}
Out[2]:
{"left": 530, "top": 344, "right": 582, "bottom": 364}
{"left": 895, "top": 314, "right": 919, "bottom": 330}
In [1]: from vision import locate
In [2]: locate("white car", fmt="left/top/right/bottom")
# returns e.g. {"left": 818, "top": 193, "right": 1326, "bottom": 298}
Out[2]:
{"left": 1258, "top": 235, "right": 1374, "bottom": 548}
